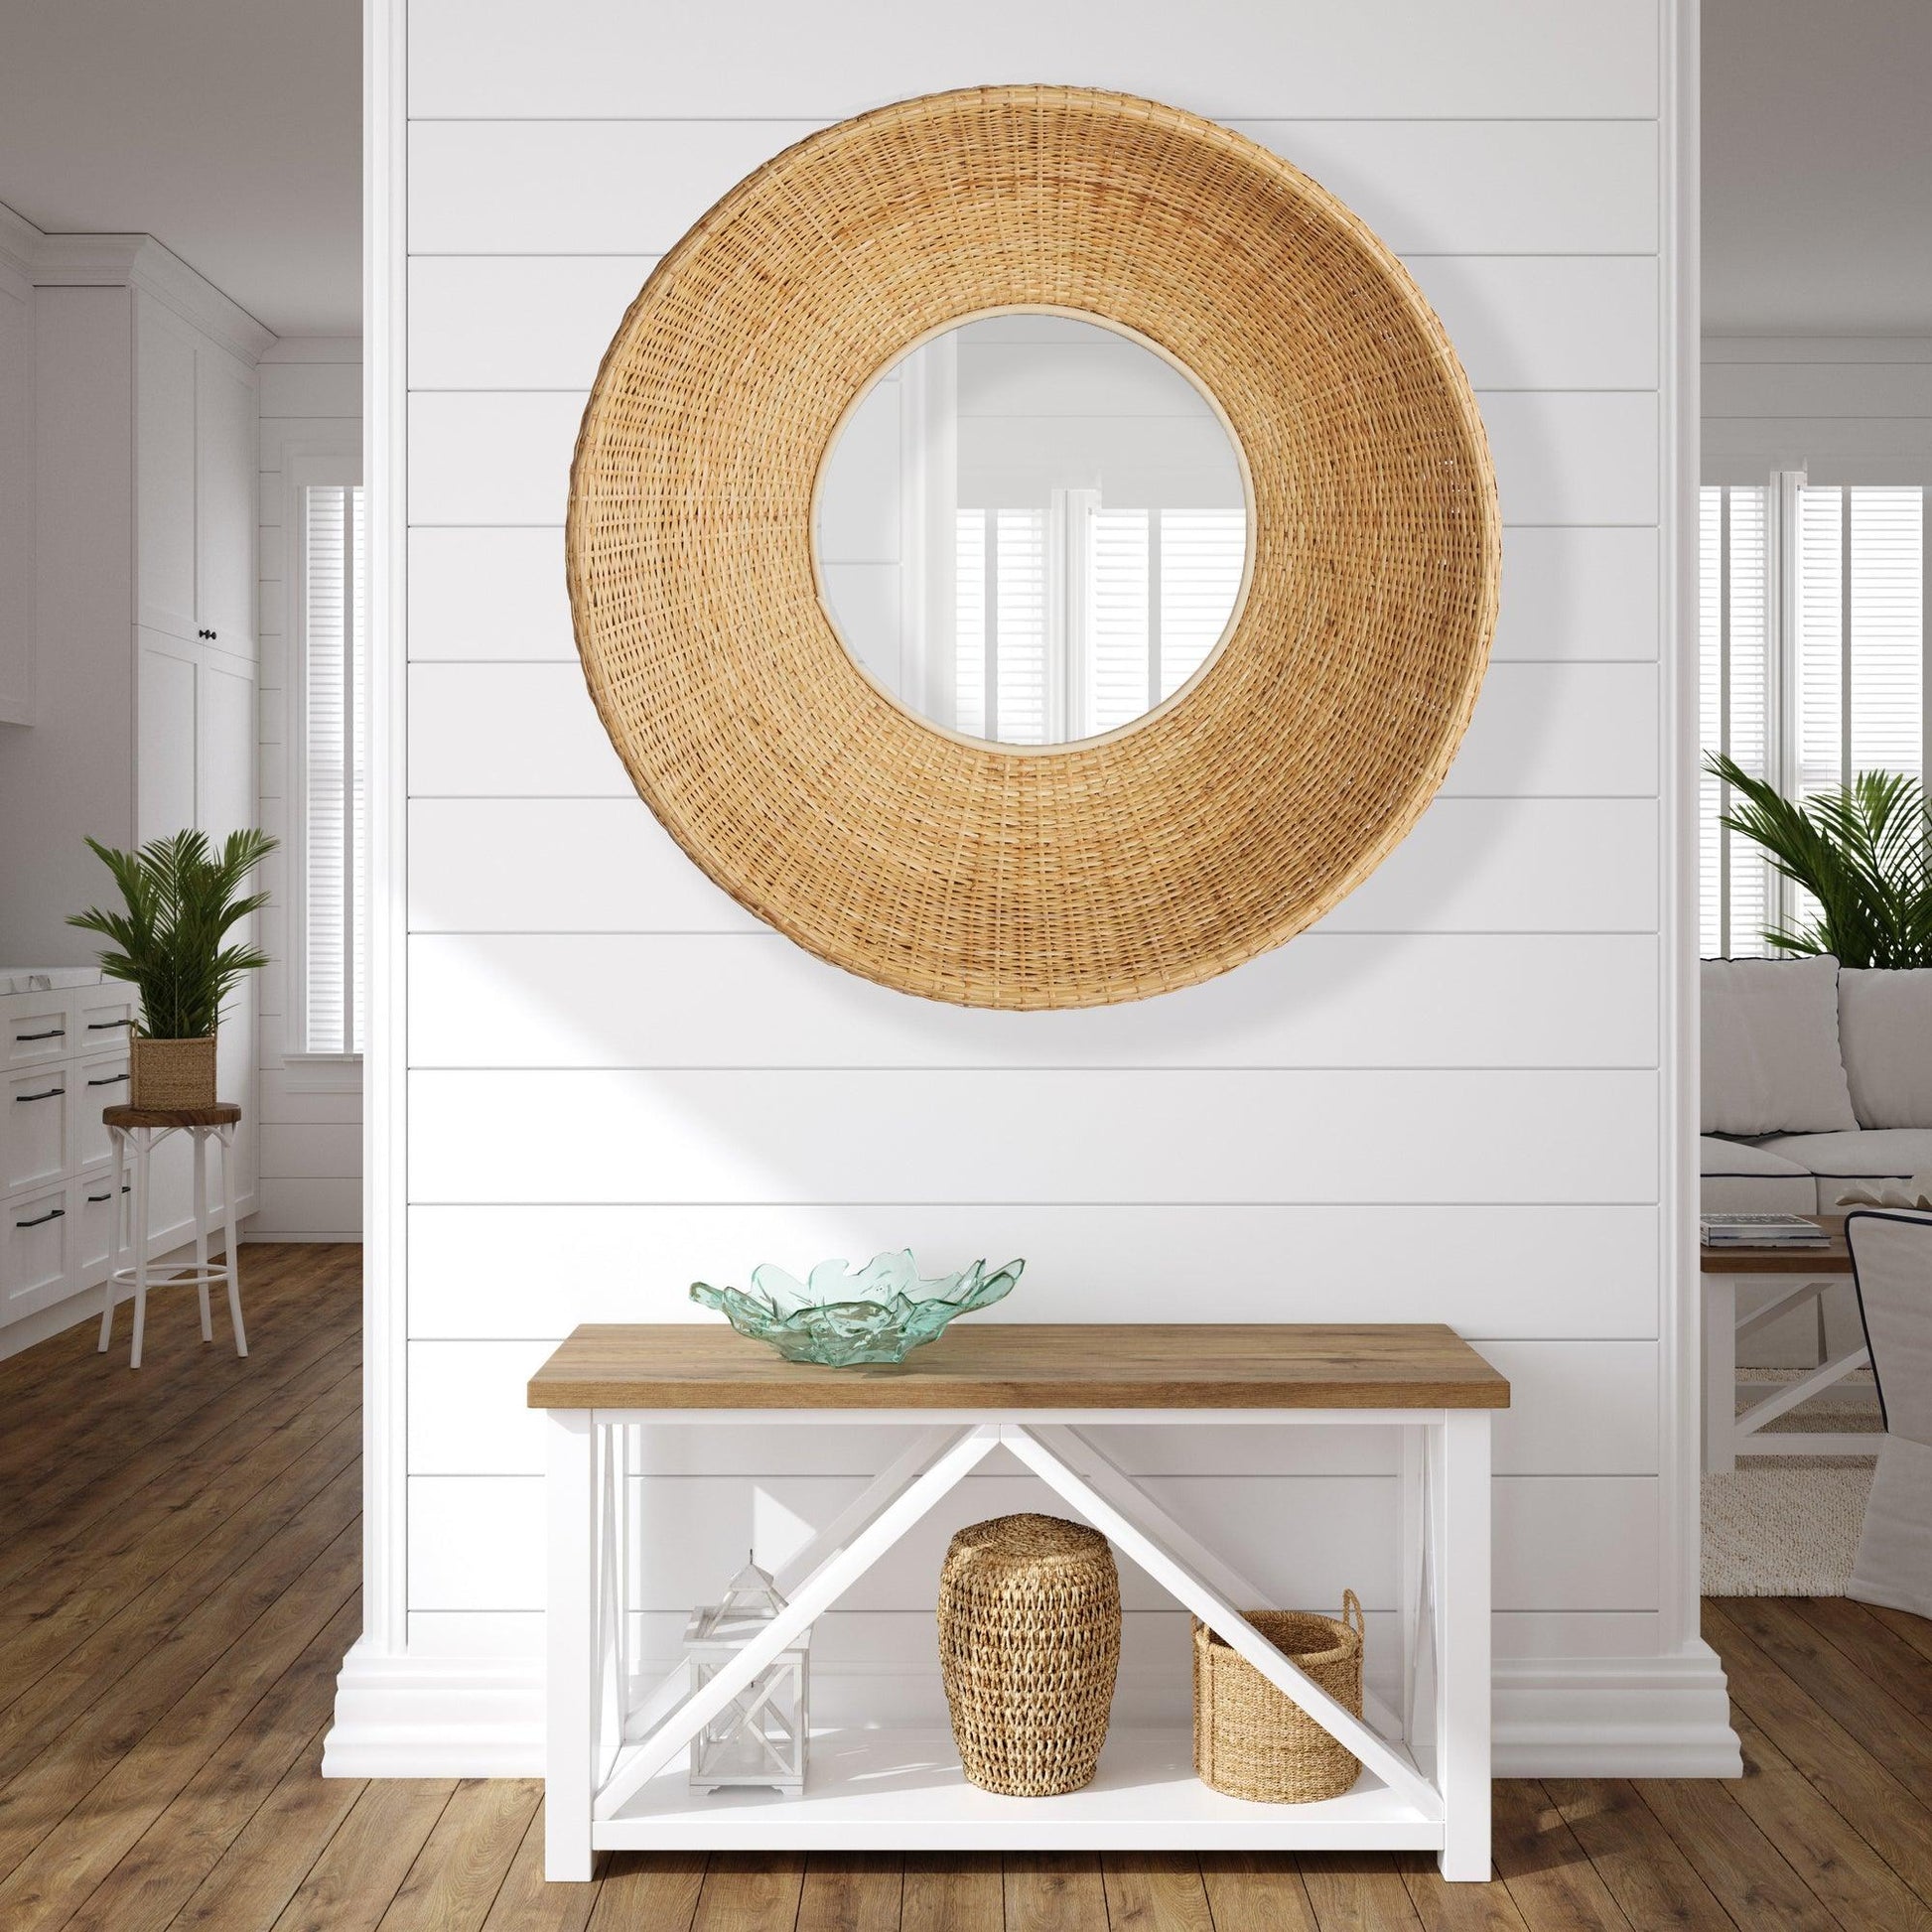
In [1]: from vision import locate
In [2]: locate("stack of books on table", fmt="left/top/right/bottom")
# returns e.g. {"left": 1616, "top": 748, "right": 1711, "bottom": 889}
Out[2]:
{"left": 1700, "top": 1212, "right": 1831, "bottom": 1249}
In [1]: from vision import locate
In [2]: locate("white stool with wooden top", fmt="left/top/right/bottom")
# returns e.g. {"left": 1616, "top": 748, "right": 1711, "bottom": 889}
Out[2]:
{"left": 96, "top": 1102, "right": 247, "bottom": 1370}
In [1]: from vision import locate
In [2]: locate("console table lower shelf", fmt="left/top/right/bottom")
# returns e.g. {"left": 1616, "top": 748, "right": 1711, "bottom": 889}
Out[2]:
{"left": 528, "top": 1324, "right": 1510, "bottom": 1881}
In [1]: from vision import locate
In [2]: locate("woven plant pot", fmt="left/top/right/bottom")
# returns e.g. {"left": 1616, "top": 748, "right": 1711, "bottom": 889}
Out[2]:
{"left": 1192, "top": 1591, "right": 1365, "bottom": 1803}
{"left": 937, "top": 1513, "right": 1120, "bottom": 1796}
{"left": 130, "top": 1035, "right": 216, "bottom": 1110}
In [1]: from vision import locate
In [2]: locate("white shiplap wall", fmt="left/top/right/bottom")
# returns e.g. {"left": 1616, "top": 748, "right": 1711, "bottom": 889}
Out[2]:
{"left": 331, "top": 0, "right": 1726, "bottom": 1777}
{"left": 1704, "top": 335, "right": 1932, "bottom": 481}
{"left": 255, "top": 338, "right": 363, "bottom": 1239}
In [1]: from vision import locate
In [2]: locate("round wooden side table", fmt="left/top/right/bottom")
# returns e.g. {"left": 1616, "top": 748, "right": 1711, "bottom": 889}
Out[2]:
{"left": 96, "top": 1103, "right": 247, "bottom": 1370}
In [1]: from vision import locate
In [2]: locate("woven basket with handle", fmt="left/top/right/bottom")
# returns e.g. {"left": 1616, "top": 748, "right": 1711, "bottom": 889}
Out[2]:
{"left": 1192, "top": 1591, "right": 1365, "bottom": 1803}
{"left": 937, "top": 1513, "right": 1121, "bottom": 1796}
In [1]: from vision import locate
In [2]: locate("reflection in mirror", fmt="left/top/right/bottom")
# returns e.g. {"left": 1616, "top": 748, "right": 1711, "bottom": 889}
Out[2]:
{"left": 815, "top": 313, "right": 1249, "bottom": 748}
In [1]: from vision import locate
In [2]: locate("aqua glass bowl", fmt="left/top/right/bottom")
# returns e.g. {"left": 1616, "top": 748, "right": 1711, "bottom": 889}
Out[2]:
{"left": 689, "top": 1250, "right": 1024, "bottom": 1366}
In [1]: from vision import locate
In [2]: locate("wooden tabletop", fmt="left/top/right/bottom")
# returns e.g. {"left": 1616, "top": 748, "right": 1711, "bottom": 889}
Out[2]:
{"left": 527, "top": 1322, "right": 1510, "bottom": 1411}
{"left": 1700, "top": 1215, "right": 1850, "bottom": 1274}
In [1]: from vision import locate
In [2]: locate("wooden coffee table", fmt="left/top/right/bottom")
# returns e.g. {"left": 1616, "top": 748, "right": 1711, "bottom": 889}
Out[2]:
{"left": 1701, "top": 1217, "right": 1874, "bottom": 1470}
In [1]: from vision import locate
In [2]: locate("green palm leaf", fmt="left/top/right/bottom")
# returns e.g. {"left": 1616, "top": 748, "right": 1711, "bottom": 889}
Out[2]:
{"left": 68, "top": 828, "right": 277, "bottom": 1037}
{"left": 1707, "top": 754, "right": 1932, "bottom": 968}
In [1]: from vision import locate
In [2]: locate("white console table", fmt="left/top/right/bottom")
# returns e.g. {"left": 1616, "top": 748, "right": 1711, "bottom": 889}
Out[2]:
{"left": 529, "top": 1323, "right": 1508, "bottom": 1883}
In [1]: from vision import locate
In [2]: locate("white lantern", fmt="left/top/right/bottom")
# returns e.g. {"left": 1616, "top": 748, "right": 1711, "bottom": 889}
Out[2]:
{"left": 683, "top": 1553, "right": 810, "bottom": 1795}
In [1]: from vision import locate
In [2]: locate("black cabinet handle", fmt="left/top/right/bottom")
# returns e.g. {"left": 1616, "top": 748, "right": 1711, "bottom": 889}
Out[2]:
{"left": 15, "top": 1086, "right": 64, "bottom": 1103}
{"left": 86, "top": 1018, "right": 130, "bottom": 1032}
{"left": 17, "top": 1029, "right": 65, "bottom": 1041}
{"left": 15, "top": 1206, "right": 64, "bottom": 1228}
{"left": 87, "top": 1071, "right": 128, "bottom": 1087}
{"left": 86, "top": 1185, "right": 129, "bottom": 1203}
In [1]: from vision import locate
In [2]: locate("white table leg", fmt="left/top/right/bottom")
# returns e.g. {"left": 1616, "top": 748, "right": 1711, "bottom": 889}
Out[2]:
{"left": 193, "top": 1129, "right": 213, "bottom": 1342}
{"left": 129, "top": 1132, "right": 152, "bottom": 1371}
{"left": 547, "top": 1409, "right": 598, "bottom": 1882}
{"left": 218, "top": 1124, "right": 246, "bottom": 1354}
{"left": 98, "top": 1126, "right": 126, "bottom": 1353}
{"left": 1399, "top": 1424, "right": 1426, "bottom": 1746}
{"left": 1434, "top": 1410, "right": 1492, "bottom": 1881}
{"left": 1704, "top": 1274, "right": 1736, "bottom": 1474}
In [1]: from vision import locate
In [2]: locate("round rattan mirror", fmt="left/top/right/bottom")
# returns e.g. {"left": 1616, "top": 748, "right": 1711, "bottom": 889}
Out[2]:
{"left": 568, "top": 85, "right": 1500, "bottom": 1011}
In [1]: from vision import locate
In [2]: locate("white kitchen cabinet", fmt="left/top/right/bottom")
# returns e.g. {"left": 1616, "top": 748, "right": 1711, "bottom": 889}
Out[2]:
{"left": 0, "top": 227, "right": 269, "bottom": 1345}
{"left": 0, "top": 261, "right": 32, "bottom": 727}
{"left": 135, "top": 293, "right": 256, "bottom": 658}
{"left": 0, "top": 980, "right": 198, "bottom": 1336}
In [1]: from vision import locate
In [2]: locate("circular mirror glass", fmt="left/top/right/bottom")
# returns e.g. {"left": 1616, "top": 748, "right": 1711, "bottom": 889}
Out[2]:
{"left": 815, "top": 312, "right": 1251, "bottom": 749}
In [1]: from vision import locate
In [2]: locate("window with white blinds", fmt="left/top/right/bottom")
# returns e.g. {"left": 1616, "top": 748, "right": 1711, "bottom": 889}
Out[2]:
{"left": 957, "top": 503, "right": 1244, "bottom": 744}
{"left": 302, "top": 483, "right": 367, "bottom": 1054}
{"left": 1699, "top": 478, "right": 1926, "bottom": 956}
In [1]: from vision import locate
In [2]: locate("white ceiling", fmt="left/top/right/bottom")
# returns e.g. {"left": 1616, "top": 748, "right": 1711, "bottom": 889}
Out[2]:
{"left": 1705, "top": 0, "right": 1932, "bottom": 336}
{"left": 0, "top": 0, "right": 358, "bottom": 339}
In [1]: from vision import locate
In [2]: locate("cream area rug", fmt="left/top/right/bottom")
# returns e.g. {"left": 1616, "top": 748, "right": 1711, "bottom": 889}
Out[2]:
{"left": 1702, "top": 1370, "right": 1880, "bottom": 1595}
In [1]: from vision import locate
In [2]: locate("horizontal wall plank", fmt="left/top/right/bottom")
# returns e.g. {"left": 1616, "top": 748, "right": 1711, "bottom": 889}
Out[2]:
{"left": 1703, "top": 360, "right": 1932, "bottom": 419}
{"left": 405, "top": 794, "right": 1659, "bottom": 935}
{"left": 407, "top": 254, "right": 1658, "bottom": 394}
{"left": 407, "top": 1, "right": 1659, "bottom": 119}
{"left": 260, "top": 360, "right": 361, "bottom": 418}
{"left": 406, "top": 522, "right": 1660, "bottom": 666}
{"left": 406, "top": 932, "right": 1659, "bottom": 1069}
{"left": 407, "top": 1067, "right": 1659, "bottom": 1204}
{"left": 407, "top": 1202, "right": 1661, "bottom": 1340}
{"left": 406, "top": 1470, "right": 1655, "bottom": 1613}
{"left": 406, "top": 388, "right": 1657, "bottom": 528}
{"left": 256, "top": 1075, "right": 363, "bottom": 1126}
{"left": 258, "top": 1123, "right": 362, "bottom": 1178}
{"left": 252, "top": 1175, "right": 361, "bottom": 1237}
{"left": 404, "top": 660, "right": 1657, "bottom": 798}
{"left": 408, "top": 119, "right": 1658, "bottom": 258}
{"left": 409, "top": 1338, "right": 1655, "bottom": 1478}
{"left": 1703, "top": 417, "right": 1932, "bottom": 461}
{"left": 1705, "top": 336, "right": 1932, "bottom": 364}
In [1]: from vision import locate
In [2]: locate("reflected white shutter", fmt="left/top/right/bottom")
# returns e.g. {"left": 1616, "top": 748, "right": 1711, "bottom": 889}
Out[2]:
{"left": 303, "top": 483, "right": 366, "bottom": 1054}
{"left": 1159, "top": 509, "right": 1244, "bottom": 697}
{"left": 1089, "top": 509, "right": 1151, "bottom": 736}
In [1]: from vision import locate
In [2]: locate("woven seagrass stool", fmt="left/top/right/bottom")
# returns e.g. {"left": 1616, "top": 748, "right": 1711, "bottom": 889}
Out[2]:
{"left": 96, "top": 1104, "right": 247, "bottom": 1370}
{"left": 937, "top": 1513, "right": 1120, "bottom": 1796}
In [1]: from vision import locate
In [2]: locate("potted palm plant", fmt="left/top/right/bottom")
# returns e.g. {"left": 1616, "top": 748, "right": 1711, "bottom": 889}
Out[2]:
{"left": 69, "top": 828, "right": 276, "bottom": 1109}
{"left": 1707, "top": 753, "right": 1932, "bottom": 966}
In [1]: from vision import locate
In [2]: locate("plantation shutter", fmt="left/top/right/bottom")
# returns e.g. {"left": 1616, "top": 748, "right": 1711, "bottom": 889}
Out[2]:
{"left": 1699, "top": 480, "right": 1926, "bottom": 956}
{"left": 303, "top": 483, "right": 367, "bottom": 1054}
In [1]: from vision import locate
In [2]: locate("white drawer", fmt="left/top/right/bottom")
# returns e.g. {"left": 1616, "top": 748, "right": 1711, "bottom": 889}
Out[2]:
{"left": 3, "top": 1181, "right": 70, "bottom": 1320}
{"left": 72, "top": 987, "right": 137, "bottom": 1051}
{"left": 74, "top": 1167, "right": 129, "bottom": 1278}
{"left": 6, "top": 995, "right": 72, "bottom": 1068}
{"left": 5, "top": 1063, "right": 70, "bottom": 1193}
{"left": 72, "top": 1051, "right": 132, "bottom": 1170}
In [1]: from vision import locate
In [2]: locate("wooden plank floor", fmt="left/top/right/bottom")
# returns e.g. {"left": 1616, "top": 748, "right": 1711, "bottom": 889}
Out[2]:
{"left": 4, "top": 1243, "right": 1930, "bottom": 1930}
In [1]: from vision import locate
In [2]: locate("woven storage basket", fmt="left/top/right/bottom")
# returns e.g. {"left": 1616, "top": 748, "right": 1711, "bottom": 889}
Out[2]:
{"left": 937, "top": 1513, "right": 1120, "bottom": 1796}
{"left": 1192, "top": 1592, "right": 1365, "bottom": 1803}
{"left": 129, "top": 1036, "right": 217, "bottom": 1110}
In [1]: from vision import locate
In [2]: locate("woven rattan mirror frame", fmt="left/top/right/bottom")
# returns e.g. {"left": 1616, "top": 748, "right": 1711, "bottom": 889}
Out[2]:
{"left": 567, "top": 85, "right": 1500, "bottom": 1011}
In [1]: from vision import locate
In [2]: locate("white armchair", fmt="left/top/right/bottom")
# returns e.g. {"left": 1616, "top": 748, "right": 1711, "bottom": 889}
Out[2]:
{"left": 1846, "top": 1209, "right": 1932, "bottom": 1618}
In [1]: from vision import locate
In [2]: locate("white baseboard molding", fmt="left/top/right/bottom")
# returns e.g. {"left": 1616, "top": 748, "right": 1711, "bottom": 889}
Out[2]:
{"left": 243, "top": 1229, "right": 363, "bottom": 1244}
{"left": 323, "top": 1639, "right": 1742, "bottom": 1782}
{"left": 0, "top": 1195, "right": 258, "bottom": 1362}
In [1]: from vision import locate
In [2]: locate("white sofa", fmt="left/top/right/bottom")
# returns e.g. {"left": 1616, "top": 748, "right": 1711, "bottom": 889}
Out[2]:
{"left": 1701, "top": 956, "right": 1932, "bottom": 1362}
{"left": 1701, "top": 958, "right": 1932, "bottom": 1215}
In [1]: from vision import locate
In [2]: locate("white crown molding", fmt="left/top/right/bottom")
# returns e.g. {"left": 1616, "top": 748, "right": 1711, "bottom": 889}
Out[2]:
{"left": 320, "top": 1646, "right": 1744, "bottom": 1783}
{"left": 0, "top": 205, "right": 274, "bottom": 365}
{"left": 261, "top": 336, "right": 363, "bottom": 364}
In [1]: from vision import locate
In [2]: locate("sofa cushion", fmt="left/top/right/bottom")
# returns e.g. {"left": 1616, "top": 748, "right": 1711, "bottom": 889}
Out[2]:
{"left": 1701, "top": 955, "right": 1858, "bottom": 1136}
{"left": 1699, "top": 1135, "right": 1818, "bottom": 1214}
{"left": 1755, "top": 1129, "right": 1932, "bottom": 1212}
{"left": 1839, "top": 968, "right": 1932, "bottom": 1130}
